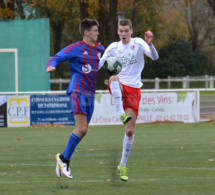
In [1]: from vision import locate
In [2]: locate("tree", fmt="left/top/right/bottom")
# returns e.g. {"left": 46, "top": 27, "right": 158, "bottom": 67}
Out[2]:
{"left": 1, "top": 0, "right": 163, "bottom": 87}
{"left": 0, "top": 0, "right": 25, "bottom": 19}
{"left": 173, "top": 0, "right": 215, "bottom": 51}
{"left": 151, "top": 38, "right": 212, "bottom": 78}
{"left": 118, "top": 0, "right": 161, "bottom": 39}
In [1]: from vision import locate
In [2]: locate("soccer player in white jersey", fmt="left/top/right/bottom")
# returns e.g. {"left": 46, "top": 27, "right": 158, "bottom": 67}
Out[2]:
{"left": 99, "top": 19, "right": 159, "bottom": 181}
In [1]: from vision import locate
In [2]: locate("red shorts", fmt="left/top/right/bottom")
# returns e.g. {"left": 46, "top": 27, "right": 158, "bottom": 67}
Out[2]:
{"left": 108, "top": 82, "right": 141, "bottom": 116}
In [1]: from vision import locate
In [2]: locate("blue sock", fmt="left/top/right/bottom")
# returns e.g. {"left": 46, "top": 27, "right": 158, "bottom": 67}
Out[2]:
{"left": 62, "top": 132, "right": 81, "bottom": 161}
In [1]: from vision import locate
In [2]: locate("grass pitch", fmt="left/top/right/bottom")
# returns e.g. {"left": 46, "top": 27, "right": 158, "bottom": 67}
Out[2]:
{"left": 1, "top": 122, "right": 215, "bottom": 195}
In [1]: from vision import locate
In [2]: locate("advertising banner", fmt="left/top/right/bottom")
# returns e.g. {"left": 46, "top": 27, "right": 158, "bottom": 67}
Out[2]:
{"left": 30, "top": 95, "right": 75, "bottom": 126}
{"left": 91, "top": 92, "right": 196, "bottom": 125}
{"left": 7, "top": 96, "right": 30, "bottom": 127}
{"left": 137, "top": 92, "right": 196, "bottom": 123}
{"left": 0, "top": 96, "right": 7, "bottom": 127}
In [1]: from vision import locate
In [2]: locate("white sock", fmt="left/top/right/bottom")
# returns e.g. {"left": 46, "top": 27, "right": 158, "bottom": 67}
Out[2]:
{"left": 120, "top": 134, "right": 134, "bottom": 166}
{"left": 110, "top": 81, "right": 124, "bottom": 115}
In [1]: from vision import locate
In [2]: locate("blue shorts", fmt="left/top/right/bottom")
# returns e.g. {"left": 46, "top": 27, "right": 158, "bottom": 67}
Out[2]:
{"left": 70, "top": 92, "right": 95, "bottom": 123}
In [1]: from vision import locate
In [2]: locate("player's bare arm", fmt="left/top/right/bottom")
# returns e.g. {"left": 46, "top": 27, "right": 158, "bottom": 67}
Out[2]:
{"left": 46, "top": 66, "right": 56, "bottom": 72}
{"left": 145, "top": 30, "right": 154, "bottom": 45}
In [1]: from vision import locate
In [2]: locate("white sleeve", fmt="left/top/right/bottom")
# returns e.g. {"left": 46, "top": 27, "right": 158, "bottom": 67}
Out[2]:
{"left": 99, "top": 50, "right": 109, "bottom": 70}
{"left": 98, "top": 42, "right": 117, "bottom": 70}
{"left": 147, "top": 44, "right": 159, "bottom": 60}
{"left": 134, "top": 38, "right": 159, "bottom": 60}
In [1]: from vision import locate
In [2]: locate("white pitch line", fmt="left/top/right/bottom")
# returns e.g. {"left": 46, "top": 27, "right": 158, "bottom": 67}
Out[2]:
{"left": 159, "top": 167, "right": 215, "bottom": 170}
{"left": 1, "top": 177, "right": 215, "bottom": 184}
{"left": 0, "top": 163, "right": 88, "bottom": 167}
{"left": 0, "top": 180, "right": 105, "bottom": 184}
{"left": 1, "top": 163, "right": 215, "bottom": 171}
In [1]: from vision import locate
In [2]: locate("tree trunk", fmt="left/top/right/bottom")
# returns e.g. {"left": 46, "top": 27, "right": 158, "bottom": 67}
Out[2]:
{"left": 108, "top": 0, "right": 118, "bottom": 43}
{"left": 78, "top": 0, "right": 89, "bottom": 19}
{"left": 96, "top": 0, "right": 107, "bottom": 90}
{"left": 207, "top": 0, "right": 215, "bottom": 13}
{"left": 132, "top": 0, "right": 140, "bottom": 37}
{"left": 98, "top": 0, "right": 106, "bottom": 45}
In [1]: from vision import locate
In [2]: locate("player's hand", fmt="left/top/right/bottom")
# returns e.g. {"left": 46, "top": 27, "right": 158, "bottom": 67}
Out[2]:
{"left": 145, "top": 30, "right": 154, "bottom": 45}
{"left": 46, "top": 66, "right": 56, "bottom": 72}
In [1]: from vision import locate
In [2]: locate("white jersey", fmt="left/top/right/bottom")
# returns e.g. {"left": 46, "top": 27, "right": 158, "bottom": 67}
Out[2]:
{"left": 99, "top": 37, "right": 159, "bottom": 88}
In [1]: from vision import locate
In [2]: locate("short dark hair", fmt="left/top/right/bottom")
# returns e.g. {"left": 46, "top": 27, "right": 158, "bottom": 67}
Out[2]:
{"left": 118, "top": 19, "right": 132, "bottom": 29}
{"left": 79, "top": 18, "right": 99, "bottom": 36}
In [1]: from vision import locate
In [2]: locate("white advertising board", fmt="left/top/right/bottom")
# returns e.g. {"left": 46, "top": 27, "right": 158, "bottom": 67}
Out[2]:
{"left": 7, "top": 96, "right": 30, "bottom": 127}
{"left": 91, "top": 92, "right": 196, "bottom": 125}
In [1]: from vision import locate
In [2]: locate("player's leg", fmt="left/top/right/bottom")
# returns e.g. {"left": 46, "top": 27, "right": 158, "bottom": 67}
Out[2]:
{"left": 118, "top": 108, "right": 136, "bottom": 181}
{"left": 62, "top": 114, "right": 88, "bottom": 160}
{"left": 118, "top": 86, "right": 141, "bottom": 181}
{"left": 56, "top": 93, "right": 89, "bottom": 179}
{"left": 121, "top": 108, "right": 136, "bottom": 163}
{"left": 109, "top": 76, "right": 123, "bottom": 115}
{"left": 56, "top": 114, "right": 88, "bottom": 179}
{"left": 120, "top": 108, "right": 136, "bottom": 166}
{"left": 108, "top": 76, "right": 131, "bottom": 125}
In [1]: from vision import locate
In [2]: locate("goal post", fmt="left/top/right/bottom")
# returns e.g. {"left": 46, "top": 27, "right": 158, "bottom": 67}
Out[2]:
{"left": 0, "top": 48, "right": 18, "bottom": 92}
{"left": 0, "top": 19, "right": 50, "bottom": 92}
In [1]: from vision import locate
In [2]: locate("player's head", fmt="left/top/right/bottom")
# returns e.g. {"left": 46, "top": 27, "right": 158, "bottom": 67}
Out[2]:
{"left": 79, "top": 18, "right": 99, "bottom": 42}
{"left": 117, "top": 19, "right": 133, "bottom": 44}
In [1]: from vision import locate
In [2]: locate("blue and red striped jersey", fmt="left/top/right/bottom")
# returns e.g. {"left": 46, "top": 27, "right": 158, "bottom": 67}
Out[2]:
{"left": 46, "top": 41, "right": 105, "bottom": 97}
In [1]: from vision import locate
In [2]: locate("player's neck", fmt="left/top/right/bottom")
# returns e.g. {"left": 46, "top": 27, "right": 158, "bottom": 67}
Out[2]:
{"left": 83, "top": 38, "right": 95, "bottom": 47}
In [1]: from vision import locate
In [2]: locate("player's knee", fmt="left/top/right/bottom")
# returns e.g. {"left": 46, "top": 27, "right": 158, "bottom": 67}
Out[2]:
{"left": 109, "top": 75, "right": 119, "bottom": 82}
{"left": 76, "top": 126, "right": 88, "bottom": 138}
{"left": 127, "top": 131, "right": 133, "bottom": 137}
{"left": 126, "top": 128, "right": 134, "bottom": 137}
{"left": 81, "top": 127, "right": 88, "bottom": 137}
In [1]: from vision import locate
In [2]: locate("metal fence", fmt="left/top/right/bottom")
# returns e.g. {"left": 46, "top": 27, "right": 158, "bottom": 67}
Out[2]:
{"left": 144, "top": 75, "right": 215, "bottom": 89}
{"left": 51, "top": 75, "right": 215, "bottom": 90}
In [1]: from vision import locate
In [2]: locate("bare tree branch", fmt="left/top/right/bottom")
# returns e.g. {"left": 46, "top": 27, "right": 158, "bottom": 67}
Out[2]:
{"left": 207, "top": 0, "right": 215, "bottom": 13}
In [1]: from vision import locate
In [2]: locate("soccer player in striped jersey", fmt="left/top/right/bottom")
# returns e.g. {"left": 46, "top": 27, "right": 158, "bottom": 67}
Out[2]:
{"left": 99, "top": 19, "right": 159, "bottom": 181}
{"left": 46, "top": 18, "right": 105, "bottom": 179}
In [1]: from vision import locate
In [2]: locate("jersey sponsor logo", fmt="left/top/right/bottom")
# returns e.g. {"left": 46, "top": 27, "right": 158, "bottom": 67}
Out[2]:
{"left": 119, "top": 53, "right": 137, "bottom": 65}
{"left": 82, "top": 64, "right": 92, "bottom": 73}
{"left": 82, "top": 64, "right": 98, "bottom": 73}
